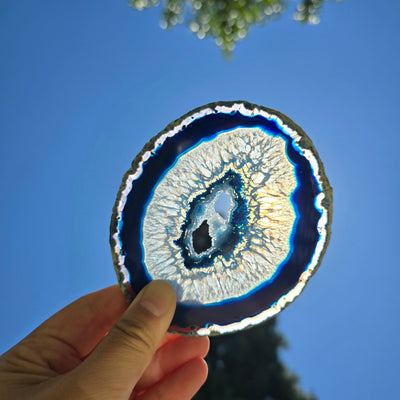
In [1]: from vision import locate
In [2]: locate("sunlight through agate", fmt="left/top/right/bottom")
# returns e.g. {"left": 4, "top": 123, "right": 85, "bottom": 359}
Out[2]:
{"left": 110, "top": 101, "right": 332, "bottom": 336}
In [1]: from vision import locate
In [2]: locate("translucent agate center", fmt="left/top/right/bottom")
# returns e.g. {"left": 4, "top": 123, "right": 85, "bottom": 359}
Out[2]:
{"left": 141, "top": 127, "right": 297, "bottom": 305}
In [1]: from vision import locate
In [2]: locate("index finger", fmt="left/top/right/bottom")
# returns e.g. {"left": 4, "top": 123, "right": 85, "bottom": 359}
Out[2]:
{"left": 33, "top": 285, "right": 129, "bottom": 359}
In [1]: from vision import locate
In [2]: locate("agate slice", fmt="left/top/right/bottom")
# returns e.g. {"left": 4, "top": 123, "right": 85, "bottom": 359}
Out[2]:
{"left": 110, "top": 101, "right": 332, "bottom": 336}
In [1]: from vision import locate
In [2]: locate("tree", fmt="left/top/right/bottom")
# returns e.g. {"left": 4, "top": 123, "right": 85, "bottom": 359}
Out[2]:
{"left": 195, "top": 317, "right": 317, "bottom": 400}
{"left": 129, "top": 0, "right": 340, "bottom": 55}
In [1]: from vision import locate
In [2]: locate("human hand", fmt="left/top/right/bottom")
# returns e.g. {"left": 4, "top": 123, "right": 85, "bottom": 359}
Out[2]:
{"left": 0, "top": 281, "right": 209, "bottom": 400}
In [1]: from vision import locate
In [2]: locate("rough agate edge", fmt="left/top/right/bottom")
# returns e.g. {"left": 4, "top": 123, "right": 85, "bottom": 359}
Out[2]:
{"left": 110, "top": 101, "right": 333, "bottom": 336}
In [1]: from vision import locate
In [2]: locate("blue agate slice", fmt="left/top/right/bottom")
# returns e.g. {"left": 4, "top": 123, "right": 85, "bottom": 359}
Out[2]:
{"left": 110, "top": 101, "right": 332, "bottom": 336}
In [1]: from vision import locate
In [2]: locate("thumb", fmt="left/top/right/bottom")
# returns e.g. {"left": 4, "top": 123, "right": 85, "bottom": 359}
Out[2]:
{"left": 71, "top": 280, "right": 177, "bottom": 400}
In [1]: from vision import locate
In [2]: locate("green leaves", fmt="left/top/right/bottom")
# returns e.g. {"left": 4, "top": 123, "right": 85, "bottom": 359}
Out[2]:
{"left": 129, "top": 0, "right": 339, "bottom": 55}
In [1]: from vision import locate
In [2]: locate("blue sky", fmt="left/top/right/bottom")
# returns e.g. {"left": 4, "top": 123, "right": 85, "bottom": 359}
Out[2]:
{"left": 1, "top": 0, "right": 399, "bottom": 398}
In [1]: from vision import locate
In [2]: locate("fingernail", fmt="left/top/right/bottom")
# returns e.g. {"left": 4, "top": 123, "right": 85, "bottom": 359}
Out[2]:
{"left": 138, "top": 281, "right": 176, "bottom": 317}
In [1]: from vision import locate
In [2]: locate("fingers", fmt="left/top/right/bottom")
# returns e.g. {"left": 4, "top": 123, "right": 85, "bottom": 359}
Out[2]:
{"left": 71, "top": 281, "right": 176, "bottom": 400}
{"left": 32, "top": 285, "right": 129, "bottom": 359}
{"left": 136, "top": 335, "right": 209, "bottom": 391}
{"left": 135, "top": 358, "right": 208, "bottom": 400}
{"left": 1, "top": 285, "right": 129, "bottom": 377}
{"left": 158, "top": 333, "right": 180, "bottom": 348}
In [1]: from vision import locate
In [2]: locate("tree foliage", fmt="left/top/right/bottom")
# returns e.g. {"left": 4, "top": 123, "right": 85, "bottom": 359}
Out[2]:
{"left": 195, "top": 317, "right": 317, "bottom": 400}
{"left": 130, "top": 0, "right": 340, "bottom": 55}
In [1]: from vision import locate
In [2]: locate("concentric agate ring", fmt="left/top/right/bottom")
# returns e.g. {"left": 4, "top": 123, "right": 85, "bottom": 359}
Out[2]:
{"left": 110, "top": 101, "right": 332, "bottom": 336}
